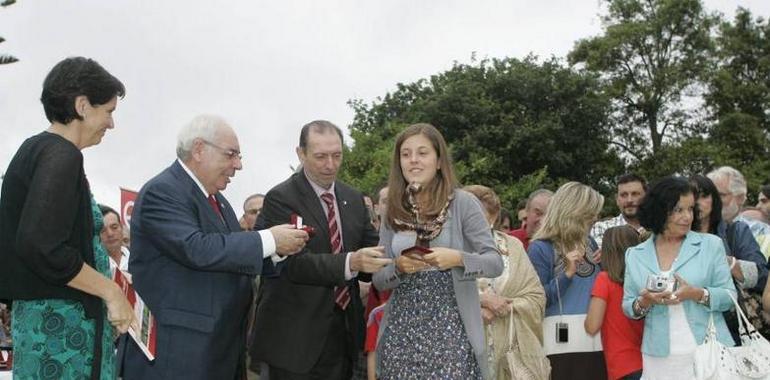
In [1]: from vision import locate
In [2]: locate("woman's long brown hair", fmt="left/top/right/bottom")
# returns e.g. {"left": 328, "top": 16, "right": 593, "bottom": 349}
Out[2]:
{"left": 601, "top": 225, "right": 642, "bottom": 284}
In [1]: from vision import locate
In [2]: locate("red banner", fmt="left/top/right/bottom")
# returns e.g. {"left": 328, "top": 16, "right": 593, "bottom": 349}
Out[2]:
{"left": 120, "top": 188, "right": 138, "bottom": 230}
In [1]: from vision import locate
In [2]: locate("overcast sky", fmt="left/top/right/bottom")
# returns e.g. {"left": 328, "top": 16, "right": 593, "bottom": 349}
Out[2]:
{"left": 1, "top": 0, "right": 768, "bottom": 213}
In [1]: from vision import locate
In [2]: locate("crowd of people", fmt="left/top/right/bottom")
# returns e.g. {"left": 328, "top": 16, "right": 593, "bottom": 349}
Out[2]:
{"left": 2, "top": 56, "right": 770, "bottom": 380}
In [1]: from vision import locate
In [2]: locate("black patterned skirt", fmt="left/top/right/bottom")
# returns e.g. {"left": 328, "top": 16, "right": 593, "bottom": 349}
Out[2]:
{"left": 378, "top": 270, "right": 482, "bottom": 380}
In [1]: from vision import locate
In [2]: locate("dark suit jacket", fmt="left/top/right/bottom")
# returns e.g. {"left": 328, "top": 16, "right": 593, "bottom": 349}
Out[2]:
{"left": 250, "top": 172, "right": 378, "bottom": 373}
{"left": 122, "top": 161, "right": 268, "bottom": 380}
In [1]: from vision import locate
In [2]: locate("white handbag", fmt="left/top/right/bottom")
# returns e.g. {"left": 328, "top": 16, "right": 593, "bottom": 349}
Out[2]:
{"left": 505, "top": 304, "right": 536, "bottom": 380}
{"left": 693, "top": 293, "right": 770, "bottom": 380}
{"left": 541, "top": 269, "right": 602, "bottom": 356}
{"left": 542, "top": 314, "right": 603, "bottom": 356}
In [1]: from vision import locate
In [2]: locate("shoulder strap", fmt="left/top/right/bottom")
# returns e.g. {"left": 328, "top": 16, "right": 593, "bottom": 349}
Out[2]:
{"left": 551, "top": 244, "right": 564, "bottom": 318}
{"left": 508, "top": 303, "right": 515, "bottom": 349}
{"left": 552, "top": 244, "right": 564, "bottom": 274}
{"left": 726, "top": 222, "right": 737, "bottom": 256}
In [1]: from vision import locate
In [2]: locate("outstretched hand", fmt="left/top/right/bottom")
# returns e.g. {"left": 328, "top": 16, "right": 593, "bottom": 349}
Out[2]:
{"left": 270, "top": 224, "right": 309, "bottom": 255}
{"left": 351, "top": 246, "right": 391, "bottom": 273}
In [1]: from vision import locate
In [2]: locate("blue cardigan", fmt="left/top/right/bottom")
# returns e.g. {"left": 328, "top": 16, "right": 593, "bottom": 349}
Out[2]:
{"left": 622, "top": 231, "right": 736, "bottom": 357}
{"left": 529, "top": 238, "right": 599, "bottom": 317}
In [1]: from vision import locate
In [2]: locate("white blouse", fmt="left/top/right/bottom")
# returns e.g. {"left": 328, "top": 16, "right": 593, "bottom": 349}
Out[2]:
{"left": 641, "top": 270, "right": 698, "bottom": 379}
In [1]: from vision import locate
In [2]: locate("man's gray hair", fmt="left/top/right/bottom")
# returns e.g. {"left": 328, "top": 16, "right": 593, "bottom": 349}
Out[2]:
{"left": 176, "top": 115, "right": 228, "bottom": 161}
{"left": 526, "top": 188, "right": 554, "bottom": 209}
{"left": 707, "top": 166, "right": 747, "bottom": 196}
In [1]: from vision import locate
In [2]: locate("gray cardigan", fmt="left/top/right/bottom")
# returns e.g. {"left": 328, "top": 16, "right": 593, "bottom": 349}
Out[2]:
{"left": 373, "top": 189, "right": 503, "bottom": 379}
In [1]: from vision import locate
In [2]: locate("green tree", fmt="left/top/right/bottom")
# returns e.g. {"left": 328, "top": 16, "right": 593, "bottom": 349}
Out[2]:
{"left": 702, "top": 7, "right": 770, "bottom": 196}
{"left": 1, "top": 0, "right": 19, "bottom": 65}
{"left": 338, "top": 122, "right": 404, "bottom": 197}
{"left": 340, "top": 56, "right": 623, "bottom": 208}
{"left": 706, "top": 8, "right": 770, "bottom": 131}
{"left": 569, "top": 0, "right": 717, "bottom": 160}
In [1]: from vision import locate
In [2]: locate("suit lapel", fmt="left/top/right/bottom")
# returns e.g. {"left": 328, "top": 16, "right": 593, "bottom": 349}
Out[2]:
{"left": 170, "top": 161, "right": 229, "bottom": 232}
{"left": 634, "top": 232, "right": 703, "bottom": 273}
{"left": 295, "top": 173, "right": 330, "bottom": 241}
{"left": 200, "top": 193, "right": 227, "bottom": 232}
{"left": 632, "top": 237, "right": 661, "bottom": 273}
{"left": 335, "top": 185, "right": 357, "bottom": 253}
{"left": 215, "top": 193, "right": 239, "bottom": 232}
{"left": 672, "top": 232, "right": 702, "bottom": 272}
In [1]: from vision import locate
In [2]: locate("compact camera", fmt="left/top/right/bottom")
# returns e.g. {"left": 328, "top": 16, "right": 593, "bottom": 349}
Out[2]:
{"left": 645, "top": 274, "right": 678, "bottom": 293}
{"left": 555, "top": 322, "right": 569, "bottom": 343}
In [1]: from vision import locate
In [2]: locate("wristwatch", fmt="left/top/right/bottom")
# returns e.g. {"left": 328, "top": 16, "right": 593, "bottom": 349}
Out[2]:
{"left": 698, "top": 288, "right": 710, "bottom": 305}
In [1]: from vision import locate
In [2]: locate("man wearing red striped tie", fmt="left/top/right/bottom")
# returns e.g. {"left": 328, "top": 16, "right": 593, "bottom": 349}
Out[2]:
{"left": 251, "top": 120, "right": 391, "bottom": 380}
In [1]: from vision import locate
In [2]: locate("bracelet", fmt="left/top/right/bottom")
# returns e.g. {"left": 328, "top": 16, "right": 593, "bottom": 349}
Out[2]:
{"left": 633, "top": 298, "right": 650, "bottom": 317}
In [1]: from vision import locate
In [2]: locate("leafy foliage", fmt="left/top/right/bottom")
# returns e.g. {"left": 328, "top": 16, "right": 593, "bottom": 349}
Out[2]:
{"left": 569, "top": 0, "right": 717, "bottom": 159}
{"left": 341, "top": 56, "right": 623, "bottom": 208}
{"left": 702, "top": 7, "right": 770, "bottom": 197}
{"left": 707, "top": 8, "right": 770, "bottom": 130}
{"left": 340, "top": 0, "right": 770, "bottom": 213}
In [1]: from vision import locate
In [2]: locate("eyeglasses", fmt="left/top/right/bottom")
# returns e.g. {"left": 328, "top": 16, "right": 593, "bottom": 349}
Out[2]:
{"left": 202, "top": 140, "right": 242, "bottom": 160}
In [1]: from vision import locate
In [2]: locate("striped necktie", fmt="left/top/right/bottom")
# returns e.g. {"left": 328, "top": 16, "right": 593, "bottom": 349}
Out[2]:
{"left": 320, "top": 192, "right": 351, "bottom": 310}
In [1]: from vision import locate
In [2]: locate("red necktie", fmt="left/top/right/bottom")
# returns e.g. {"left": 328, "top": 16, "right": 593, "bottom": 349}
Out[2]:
{"left": 208, "top": 194, "right": 224, "bottom": 222}
{"left": 320, "top": 192, "right": 351, "bottom": 310}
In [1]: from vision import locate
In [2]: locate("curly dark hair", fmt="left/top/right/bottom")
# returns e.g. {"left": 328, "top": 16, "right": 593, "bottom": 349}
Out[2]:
{"left": 41, "top": 57, "right": 125, "bottom": 124}
{"left": 689, "top": 174, "right": 722, "bottom": 233}
{"left": 638, "top": 176, "right": 700, "bottom": 235}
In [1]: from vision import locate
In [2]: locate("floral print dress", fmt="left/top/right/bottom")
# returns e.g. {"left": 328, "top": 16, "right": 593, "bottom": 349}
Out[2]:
{"left": 11, "top": 196, "right": 115, "bottom": 379}
{"left": 377, "top": 229, "right": 482, "bottom": 380}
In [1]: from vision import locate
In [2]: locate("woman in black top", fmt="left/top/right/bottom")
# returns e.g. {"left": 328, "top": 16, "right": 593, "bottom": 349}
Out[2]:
{"left": 0, "top": 57, "right": 135, "bottom": 380}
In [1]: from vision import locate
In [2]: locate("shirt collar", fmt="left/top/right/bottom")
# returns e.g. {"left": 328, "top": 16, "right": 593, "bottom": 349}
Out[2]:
{"left": 616, "top": 213, "right": 646, "bottom": 233}
{"left": 178, "top": 158, "right": 212, "bottom": 198}
{"left": 303, "top": 169, "right": 336, "bottom": 198}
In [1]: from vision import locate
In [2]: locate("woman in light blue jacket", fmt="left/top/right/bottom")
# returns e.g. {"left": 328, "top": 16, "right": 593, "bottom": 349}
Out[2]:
{"left": 623, "top": 176, "right": 736, "bottom": 379}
